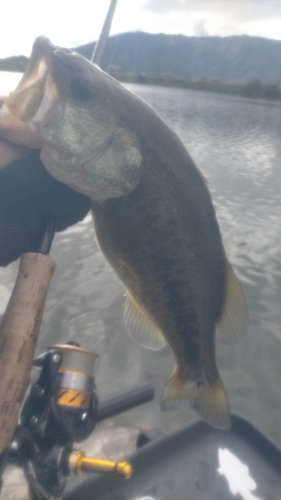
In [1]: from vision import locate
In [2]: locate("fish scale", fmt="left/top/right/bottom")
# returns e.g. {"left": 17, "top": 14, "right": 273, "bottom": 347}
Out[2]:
{"left": 92, "top": 142, "right": 224, "bottom": 380}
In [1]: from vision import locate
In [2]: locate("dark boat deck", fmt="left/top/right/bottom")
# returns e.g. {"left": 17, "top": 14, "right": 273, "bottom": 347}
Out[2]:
{"left": 2, "top": 415, "right": 281, "bottom": 499}
{"left": 64, "top": 415, "right": 281, "bottom": 500}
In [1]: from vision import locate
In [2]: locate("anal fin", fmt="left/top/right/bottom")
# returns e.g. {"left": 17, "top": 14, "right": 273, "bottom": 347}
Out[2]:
{"left": 160, "top": 367, "right": 230, "bottom": 430}
{"left": 124, "top": 291, "right": 167, "bottom": 350}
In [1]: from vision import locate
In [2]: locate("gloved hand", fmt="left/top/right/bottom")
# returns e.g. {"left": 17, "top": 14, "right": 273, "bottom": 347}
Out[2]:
{"left": 0, "top": 147, "right": 91, "bottom": 266}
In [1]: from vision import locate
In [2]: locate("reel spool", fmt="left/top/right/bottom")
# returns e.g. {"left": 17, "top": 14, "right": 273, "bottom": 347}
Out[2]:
{"left": 46, "top": 343, "right": 99, "bottom": 442}
{"left": 50, "top": 343, "right": 98, "bottom": 412}
{"left": 20, "top": 342, "right": 99, "bottom": 443}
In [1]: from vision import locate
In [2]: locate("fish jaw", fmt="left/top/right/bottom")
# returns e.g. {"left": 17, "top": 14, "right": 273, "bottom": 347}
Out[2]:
{"left": 0, "top": 37, "right": 58, "bottom": 148}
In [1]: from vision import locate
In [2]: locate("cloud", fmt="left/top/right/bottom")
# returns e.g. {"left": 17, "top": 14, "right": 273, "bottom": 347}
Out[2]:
{"left": 142, "top": 0, "right": 281, "bottom": 22}
{"left": 193, "top": 20, "right": 210, "bottom": 37}
{"left": 139, "top": 0, "right": 281, "bottom": 40}
{"left": 0, "top": 0, "right": 280, "bottom": 59}
{"left": 0, "top": 1, "right": 110, "bottom": 58}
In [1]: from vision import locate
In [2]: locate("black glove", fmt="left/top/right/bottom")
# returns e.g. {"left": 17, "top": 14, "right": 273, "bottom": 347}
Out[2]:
{"left": 0, "top": 150, "right": 91, "bottom": 266}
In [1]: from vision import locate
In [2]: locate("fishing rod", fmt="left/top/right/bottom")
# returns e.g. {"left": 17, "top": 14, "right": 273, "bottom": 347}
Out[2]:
{"left": 0, "top": 0, "right": 120, "bottom": 491}
{"left": 91, "top": 0, "right": 118, "bottom": 65}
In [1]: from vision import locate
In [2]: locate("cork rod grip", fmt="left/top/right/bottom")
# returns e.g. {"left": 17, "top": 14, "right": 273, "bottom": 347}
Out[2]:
{"left": 0, "top": 253, "right": 56, "bottom": 453}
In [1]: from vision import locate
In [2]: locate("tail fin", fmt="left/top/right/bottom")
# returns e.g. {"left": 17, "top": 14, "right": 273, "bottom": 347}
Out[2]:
{"left": 160, "top": 367, "right": 230, "bottom": 430}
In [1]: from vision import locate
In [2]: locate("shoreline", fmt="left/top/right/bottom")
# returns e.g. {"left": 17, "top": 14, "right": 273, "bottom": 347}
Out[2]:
{"left": 1, "top": 59, "right": 280, "bottom": 103}
{"left": 111, "top": 71, "right": 281, "bottom": 102}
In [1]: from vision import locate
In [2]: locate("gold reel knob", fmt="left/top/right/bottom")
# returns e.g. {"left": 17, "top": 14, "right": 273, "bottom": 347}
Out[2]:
{"left": 68, "top": 450, "right": 133, "bottom": 479}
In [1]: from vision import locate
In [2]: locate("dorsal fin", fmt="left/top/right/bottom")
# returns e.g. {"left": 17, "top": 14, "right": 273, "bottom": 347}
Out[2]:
{"left": 216, "top": 260, "right": 248, "bottom": 344}
{"left": 124, "top": 291, "right": 167, "bottom": 350}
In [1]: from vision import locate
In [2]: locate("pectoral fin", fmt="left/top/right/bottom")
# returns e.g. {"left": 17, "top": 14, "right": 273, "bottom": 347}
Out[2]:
{"left": 124, "top": 291, "right": 167, "bottom": 350}
{"left": 160, "top": 367, "right": 230, "bottom": 430}
{"left": 216, "top": 260, "right": 248, "bottom": 344}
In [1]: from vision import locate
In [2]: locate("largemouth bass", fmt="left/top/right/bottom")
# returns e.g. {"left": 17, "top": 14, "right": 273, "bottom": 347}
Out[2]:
{"left": 0, "top": 37, "right": 248, "bottom": 429}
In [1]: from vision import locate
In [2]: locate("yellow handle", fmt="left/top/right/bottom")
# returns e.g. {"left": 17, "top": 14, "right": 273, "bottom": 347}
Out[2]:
{"left": 68, "top": 450, "right": 132, "bottom": 479}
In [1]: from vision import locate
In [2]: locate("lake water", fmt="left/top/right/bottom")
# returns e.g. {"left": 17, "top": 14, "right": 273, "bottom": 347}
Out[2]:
{"left": 0, "top": 75, "right": 281, "bottom": 445}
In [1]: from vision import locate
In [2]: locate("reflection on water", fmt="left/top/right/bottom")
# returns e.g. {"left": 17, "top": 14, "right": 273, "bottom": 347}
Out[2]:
{"left": 134, "top": 497, "right": 155, "bottom": 500}
{"left": 218, "top": 448, "right": 263, "bottom": 500}
{"left": 0, "top": 83, "right": 281, "bottom": 444}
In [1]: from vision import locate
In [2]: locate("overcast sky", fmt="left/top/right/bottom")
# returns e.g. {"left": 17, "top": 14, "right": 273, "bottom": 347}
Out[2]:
{"left": 0, "top": 0, "right": 280, "bottom": 59}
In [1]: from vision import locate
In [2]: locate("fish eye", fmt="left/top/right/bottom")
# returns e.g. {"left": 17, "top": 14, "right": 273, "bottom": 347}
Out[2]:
{"left": 69, "top": 75, "right": 93, "bottom": 100}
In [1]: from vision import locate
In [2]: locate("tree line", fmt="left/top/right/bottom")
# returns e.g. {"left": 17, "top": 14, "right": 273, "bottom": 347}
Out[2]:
{"left": 111, "top": 71, "right": 281, "bottom": 102}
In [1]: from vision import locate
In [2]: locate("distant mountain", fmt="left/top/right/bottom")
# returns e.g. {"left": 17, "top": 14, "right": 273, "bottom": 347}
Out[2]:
{"left": 76, "top": 32, "right": 281, "bottom": 85}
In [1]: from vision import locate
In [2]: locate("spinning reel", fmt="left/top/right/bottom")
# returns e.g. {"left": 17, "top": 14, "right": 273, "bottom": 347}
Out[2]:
{"left": 9, "top": 342, "right": 134, "bottom": 499}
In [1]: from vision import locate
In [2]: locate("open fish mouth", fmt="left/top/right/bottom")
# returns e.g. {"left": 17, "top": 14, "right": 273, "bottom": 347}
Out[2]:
{"left": 0, "top": 37, "right": 113, "bottom": 166}
{"left": 0, "top": 37, "right": 59, "bottom": 147}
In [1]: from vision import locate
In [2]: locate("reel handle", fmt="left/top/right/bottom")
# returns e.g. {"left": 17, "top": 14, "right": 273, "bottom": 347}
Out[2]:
{"left": 68, "top": 450, "right": 132, "bottom": 479}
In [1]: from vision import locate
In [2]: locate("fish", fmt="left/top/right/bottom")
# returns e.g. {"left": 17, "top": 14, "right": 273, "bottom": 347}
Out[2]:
{"left": 0, "top": 37, "right": 248, "bottom": 429}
